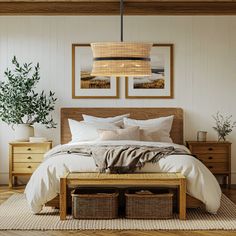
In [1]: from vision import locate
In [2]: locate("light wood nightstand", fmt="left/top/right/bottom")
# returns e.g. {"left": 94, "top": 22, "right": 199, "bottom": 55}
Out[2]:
{"left": 186, "top": 141, "right": 231, "bottom": 187}
{"left": 9, "top": 141, "right": 52, "bottom": 188}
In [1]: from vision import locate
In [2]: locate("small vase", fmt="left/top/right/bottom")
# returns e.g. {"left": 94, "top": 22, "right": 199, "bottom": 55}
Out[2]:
{"left": 14, "top": 124, "right": 34, "bottom": 141}
{"left": 218, "top": 135, "right": 226, "bottom": 142}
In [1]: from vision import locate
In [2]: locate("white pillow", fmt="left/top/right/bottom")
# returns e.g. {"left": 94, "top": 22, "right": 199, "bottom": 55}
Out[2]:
{"left": 82, "top": 113, "right": 130, "bottom": 126}
{"left": 68, "top": 119, "right": 120, "bottom": 142}
{"left": 124, "top": 116, "right": 174, "bottom": 143}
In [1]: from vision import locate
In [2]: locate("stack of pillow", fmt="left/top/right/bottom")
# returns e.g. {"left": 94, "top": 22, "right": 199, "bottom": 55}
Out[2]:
{"left": 68, "top": 113, "right": 174, "bottom": 143}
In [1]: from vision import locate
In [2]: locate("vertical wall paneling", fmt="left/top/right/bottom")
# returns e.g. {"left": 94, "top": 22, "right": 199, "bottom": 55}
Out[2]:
{"left": 0, "top": 16, "right": 236, "bottom": 184}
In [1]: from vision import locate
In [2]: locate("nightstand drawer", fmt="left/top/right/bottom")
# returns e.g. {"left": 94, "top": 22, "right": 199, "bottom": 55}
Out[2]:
{"left": 196, "top": 153, "right": 228, "bottom": 163}
{"left": 13, "top": 162, "right": 41, "bottom": 174}
{"left": 13, "top": 145, "right": 48, "bottom": 154}
{"left": 204, "top": 162, "right": 228, "bottom": 172}
{"left": 192, "top": 145, "right": 227, "bottom": 154}
{"left": 13, "top": 154, "right": 44, "bottom": 163}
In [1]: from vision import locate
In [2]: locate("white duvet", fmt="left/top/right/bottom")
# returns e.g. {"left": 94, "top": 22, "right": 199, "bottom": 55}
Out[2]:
{"left": 25, "top": 140, "right": 222, "bottom": 214}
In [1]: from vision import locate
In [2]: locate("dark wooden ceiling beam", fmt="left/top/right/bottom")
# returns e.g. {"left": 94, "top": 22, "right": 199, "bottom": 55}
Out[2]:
{"left": 1, "top": 1, "right": 236, "bottom": 15}
{"left": 126, "top": 2, "right": 236, "bottom": 15}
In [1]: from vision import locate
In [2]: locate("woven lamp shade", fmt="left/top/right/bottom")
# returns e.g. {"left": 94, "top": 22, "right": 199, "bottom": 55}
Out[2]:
{"left": 91, "top": 42, "right": 153, "bottom": 77}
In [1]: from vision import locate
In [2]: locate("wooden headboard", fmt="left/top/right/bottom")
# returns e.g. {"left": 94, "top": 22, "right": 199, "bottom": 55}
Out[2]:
{"left": 61, "top": 108, "right": 183, "bottom": 145}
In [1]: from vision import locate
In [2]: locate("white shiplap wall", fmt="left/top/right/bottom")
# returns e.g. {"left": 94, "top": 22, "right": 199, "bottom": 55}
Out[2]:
{"left": 0, "top": 16, "right": 236, "bottom": 184}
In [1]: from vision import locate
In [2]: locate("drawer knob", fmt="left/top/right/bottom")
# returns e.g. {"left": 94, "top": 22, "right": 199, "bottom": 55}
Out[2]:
{"left": 27, "top": 156, "right": 32, "bottom": 160}
{"left": 27, "top": 165, "right": 32, "bottom": 169}
{"left": 208, "top": 156, "right": 213, "bottom": 160}
{"left": 208, "top": 148, "right": 213, "bottom": 151}
{"left": 27, "top": 148, "right": 32, "bottom": 151}
{"left": 208, "top": 166, "right": 213, "bottom": 169}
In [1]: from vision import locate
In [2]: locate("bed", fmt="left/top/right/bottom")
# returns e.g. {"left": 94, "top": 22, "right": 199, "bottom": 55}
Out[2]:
{"left": 25, "top": 107, "right": 222, "bottom": 215}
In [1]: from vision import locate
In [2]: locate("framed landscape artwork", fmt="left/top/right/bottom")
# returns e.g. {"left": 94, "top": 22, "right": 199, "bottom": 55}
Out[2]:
{"left": 72, "top": 44, "right": 119, "bottom": 99}
{"left": 125, "top": 44, "right": 173, "bottom": 99}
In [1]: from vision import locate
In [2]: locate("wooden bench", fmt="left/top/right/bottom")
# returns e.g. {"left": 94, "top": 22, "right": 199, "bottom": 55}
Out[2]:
{"left": 60, "top": 172, "right": 186, "bottom": 220}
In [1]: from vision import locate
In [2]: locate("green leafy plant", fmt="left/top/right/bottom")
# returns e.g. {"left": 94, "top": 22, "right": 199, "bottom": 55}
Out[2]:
{"left": 0, "top": 56, "right": 57, "bottom": 128}
{"left": 212, "top": 112, "right": 236, "bottom": 141}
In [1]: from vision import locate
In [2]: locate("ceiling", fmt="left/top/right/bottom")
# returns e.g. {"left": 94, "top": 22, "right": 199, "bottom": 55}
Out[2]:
{"left": 1, "top": 0, "right": 236, "bottom": 15}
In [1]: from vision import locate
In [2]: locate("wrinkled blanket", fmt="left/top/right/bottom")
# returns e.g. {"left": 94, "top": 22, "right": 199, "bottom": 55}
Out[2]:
{"left": 45, "top": 144, "right": 188, "bottom": 173}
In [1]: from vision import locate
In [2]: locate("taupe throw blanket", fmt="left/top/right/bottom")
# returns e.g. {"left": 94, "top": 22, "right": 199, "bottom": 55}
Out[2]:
{"left": 46, "top": 144, "right": 188, "bottom": 173}
{"left": 92, "top": 146, "right": 188, "bottom": 173}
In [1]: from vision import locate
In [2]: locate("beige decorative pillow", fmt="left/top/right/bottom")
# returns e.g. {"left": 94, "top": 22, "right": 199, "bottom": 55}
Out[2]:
{"left": 98, "top": 126, "right": 140, "bottom": 141}
{"left": 139, "top": 127, "right": 166, "bottom": 142}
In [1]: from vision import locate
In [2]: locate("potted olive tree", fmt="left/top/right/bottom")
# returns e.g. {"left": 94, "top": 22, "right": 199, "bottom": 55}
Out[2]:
{"left": 0, "top": 57, "right": 57, "bottom": 141}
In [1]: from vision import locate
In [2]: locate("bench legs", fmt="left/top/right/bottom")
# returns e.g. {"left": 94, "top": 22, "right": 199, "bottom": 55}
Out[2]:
{"left": 179, "top": 178, "right": 186, "bottom": 220}
{"left": 60, "top": 177, "right": 67, "bottom": 220}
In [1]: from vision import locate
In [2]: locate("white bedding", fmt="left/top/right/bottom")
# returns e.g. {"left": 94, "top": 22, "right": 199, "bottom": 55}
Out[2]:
{"left": 25, "top": 140, "right": 222, "bottom": 214}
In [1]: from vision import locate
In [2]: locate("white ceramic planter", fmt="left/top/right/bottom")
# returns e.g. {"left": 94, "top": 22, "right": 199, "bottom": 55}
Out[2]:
{"left": 14, "top": 124, "right": 34, "bottom": 141}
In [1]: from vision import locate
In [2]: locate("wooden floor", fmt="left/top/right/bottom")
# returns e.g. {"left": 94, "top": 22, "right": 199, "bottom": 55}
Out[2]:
{"left": 0, "top": 185, "right": 236, "bottom": 236}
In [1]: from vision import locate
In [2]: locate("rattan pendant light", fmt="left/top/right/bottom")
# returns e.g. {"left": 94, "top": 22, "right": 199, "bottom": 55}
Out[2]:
{"left": 91, "top": 0, "right": 152, "bottom": 77}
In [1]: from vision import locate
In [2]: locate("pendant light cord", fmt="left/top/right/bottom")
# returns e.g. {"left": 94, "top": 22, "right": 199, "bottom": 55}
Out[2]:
{"left": 120, "top": 0, "right": 124, "bottom": 42}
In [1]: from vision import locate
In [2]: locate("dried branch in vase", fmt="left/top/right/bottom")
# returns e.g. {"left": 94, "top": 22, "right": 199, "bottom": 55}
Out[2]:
{"left": 212, "top": 112, "right": 236, "bottom": 141}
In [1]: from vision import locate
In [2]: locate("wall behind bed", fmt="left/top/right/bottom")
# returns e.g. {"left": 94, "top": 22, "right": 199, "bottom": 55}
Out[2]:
{"left": 0, "top": 16, "right": 236, "bottom": 184}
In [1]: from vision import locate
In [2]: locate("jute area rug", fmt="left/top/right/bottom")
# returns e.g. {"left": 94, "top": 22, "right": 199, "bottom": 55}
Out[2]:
{"left": 0, "top": 194, "right": 235, "bottom": 230}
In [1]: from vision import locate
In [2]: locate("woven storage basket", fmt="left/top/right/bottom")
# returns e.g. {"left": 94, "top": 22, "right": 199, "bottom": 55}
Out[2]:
{"left": 71, "top": 188, "right": 119, "bottom": 219}
{"left": 125, "top": 189, "right": 173, "bottom": 219}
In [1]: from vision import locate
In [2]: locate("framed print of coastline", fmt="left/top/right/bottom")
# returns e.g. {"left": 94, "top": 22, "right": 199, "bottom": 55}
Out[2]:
{"left": 125, "top": 44, "right": 173, "bottom": 99}
{"left": 72, "top": 44, "right": 119, "bottom": 99}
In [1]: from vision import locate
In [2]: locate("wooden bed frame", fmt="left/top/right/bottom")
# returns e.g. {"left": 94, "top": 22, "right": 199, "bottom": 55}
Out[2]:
{"left": 46, "top": 107, "right": 203, "bottom": 209}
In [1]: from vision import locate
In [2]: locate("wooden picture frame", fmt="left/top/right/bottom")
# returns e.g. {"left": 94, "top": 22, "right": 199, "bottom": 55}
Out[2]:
{"left": 125, "top": 44, "right": 174, "bottom": 99}
{"left": 72, "top": 44, "right": 119, "bottom": 99}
